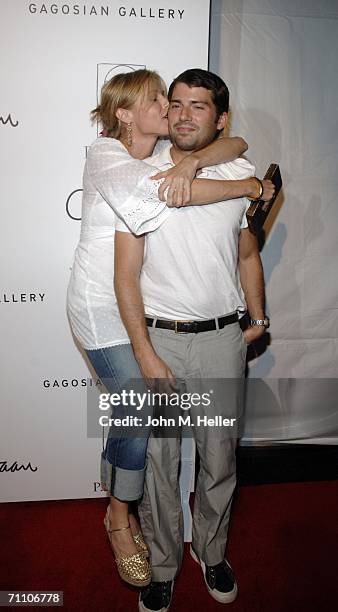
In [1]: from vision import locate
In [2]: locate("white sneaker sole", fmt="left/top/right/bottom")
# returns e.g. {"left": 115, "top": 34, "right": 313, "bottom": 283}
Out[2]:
{"left": 138, "top": 603, "right": 171, "bottom": 612}
{"left": 190, "top": 546, "right": 238, "bottom": 604}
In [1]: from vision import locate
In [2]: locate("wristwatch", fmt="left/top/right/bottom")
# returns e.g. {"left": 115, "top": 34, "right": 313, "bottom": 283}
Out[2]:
{"left": 250, "top": 317, "right": 270, "bottom": 329}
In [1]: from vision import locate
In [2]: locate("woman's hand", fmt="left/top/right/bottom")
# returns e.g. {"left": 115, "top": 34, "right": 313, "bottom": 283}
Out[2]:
{"left": 248, "top": 178, "right": 275, "bottom": 202}
{"left": 151, "top": 156, "right": 200, "bottom": 207}
{"left": 135, "top": 346, "right": 177, "bottom": 393}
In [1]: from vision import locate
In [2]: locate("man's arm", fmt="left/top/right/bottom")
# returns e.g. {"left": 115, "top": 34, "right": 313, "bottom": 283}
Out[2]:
{"left": 238, "top": 228, "right": 267, "bottom": 344}
{"left": 114, "top": 231, "right": 176, "bottom": 390}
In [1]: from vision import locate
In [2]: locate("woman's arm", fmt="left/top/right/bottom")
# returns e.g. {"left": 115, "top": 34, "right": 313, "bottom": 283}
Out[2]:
{"left": 160, "top": 154, "right": 275, "bottom": 207}
{"left": 189, "top": 176, "right": 274, "bottom": 206}
{"left": 87, "top": 137, "right": 272, "bottom": 236}
{"left": 152, "top": 136, "right": 248, "bottom": 204}
{"left": 188, "top": 135, "right": 248, "bottom": 168}
{"left": 114, "top": 231, "right": 176, "bottom": 392}
{"left": 87, "top": 138, "right": 172, "bottom": 235}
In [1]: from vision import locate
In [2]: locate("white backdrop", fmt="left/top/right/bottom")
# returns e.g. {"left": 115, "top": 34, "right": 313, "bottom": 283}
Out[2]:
{"left": 210, "top": 0, "right": 338, "bottom": 444}
{"left": 1, "top": 0, "right": 338, "bottom": 505}
{"left": 0, "top": 0, "right": 210, "bottom": 504}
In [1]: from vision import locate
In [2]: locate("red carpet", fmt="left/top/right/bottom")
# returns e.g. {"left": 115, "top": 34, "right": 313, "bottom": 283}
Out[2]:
{"left": 1, "top": 481, "right": 337, "bottom": 611}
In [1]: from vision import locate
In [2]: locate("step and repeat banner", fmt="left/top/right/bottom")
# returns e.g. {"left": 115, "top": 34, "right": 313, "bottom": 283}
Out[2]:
{"left": 2, "top": 0, "right": 337, "bottom": 506}
{"left": 0, "top": 0, "right": 210, "bottom": 505}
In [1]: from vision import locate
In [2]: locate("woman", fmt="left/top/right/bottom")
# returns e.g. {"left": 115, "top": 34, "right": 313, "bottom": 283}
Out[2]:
{"left": 67, "top": 69, "right": 267, "bottom": 587}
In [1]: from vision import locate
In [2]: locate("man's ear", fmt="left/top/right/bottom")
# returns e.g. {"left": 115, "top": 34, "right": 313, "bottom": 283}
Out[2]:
{"left": 216, "top": 112, "right": 228, "bottom": 131}
{"left": 116, "top": 107, "right": 133, "bottom": 125}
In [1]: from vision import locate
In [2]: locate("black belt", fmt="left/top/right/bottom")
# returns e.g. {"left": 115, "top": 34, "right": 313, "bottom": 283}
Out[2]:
{"left": 145, "top": 312, "right": 239, "bottom": 334}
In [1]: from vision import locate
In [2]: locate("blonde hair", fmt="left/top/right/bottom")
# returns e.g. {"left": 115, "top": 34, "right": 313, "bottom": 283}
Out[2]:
{"left": 91, "top": 69, "right": 166, "bottom": 138}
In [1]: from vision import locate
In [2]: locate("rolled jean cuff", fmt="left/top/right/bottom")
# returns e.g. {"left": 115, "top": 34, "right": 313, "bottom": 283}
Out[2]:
{"left": 114, "top": 466, "right": 145, "bottom": 501}
{"left": 100, "top": 452, "right": 145, "bottom": 501}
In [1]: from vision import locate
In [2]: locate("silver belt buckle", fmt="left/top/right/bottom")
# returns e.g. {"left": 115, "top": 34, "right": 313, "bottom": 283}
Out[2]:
{"left": 174, "top": 320, "right": 193, "bottom": 333}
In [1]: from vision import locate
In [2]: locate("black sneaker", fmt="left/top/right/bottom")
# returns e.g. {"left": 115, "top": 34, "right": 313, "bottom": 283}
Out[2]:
{"left": 139, "top": 580, "right": 174, "bottom": 612}
{"left": 190, "top": 545, "right": 238, "bottom": 604}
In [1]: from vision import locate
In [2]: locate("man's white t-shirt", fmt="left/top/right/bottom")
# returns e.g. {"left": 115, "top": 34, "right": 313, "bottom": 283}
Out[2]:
{"left": 116, "top": 145, "right": 255, "bottom": 320}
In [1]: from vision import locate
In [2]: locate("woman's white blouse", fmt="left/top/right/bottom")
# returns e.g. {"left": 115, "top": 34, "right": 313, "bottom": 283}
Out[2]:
{"left": 67, "top": 137, "right": 171, "bottom": 350}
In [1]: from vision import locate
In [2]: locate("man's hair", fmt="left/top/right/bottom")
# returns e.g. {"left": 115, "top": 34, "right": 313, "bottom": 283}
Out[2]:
{"left": 168, "top": 68, "right": 229, "bottom": 116}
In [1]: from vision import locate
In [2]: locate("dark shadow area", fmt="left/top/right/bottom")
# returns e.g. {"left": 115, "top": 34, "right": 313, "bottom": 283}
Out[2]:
{"left": 236, "top": 443, "right": 338, "bottom": 485}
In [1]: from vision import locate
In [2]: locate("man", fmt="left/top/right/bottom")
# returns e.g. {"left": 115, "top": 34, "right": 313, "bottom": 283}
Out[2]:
{"left": 114, "top": 69, "right": 272, "bottom": 611}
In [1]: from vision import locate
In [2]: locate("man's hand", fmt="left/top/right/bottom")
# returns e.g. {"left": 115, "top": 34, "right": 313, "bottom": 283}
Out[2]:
{"left": 243, "top": 325, "right": 266, "bottom": 345}
{"left": 151, "top": 155, "right": 199, "bottom": 207}
{"left": 135, "top": 346, "right": 177, "bottom": 393}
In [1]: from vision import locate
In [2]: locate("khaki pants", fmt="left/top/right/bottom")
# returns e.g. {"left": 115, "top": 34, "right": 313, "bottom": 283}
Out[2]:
{"left": 139, "top": 321, "right": 247, "bottom": 581}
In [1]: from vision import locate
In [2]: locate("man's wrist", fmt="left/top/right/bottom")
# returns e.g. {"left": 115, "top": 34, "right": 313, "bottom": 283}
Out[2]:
{"left": 250, "top": 316, "right": 270, "bottom": 329}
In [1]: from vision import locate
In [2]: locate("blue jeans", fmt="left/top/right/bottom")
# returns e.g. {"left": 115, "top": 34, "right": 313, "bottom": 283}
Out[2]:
{"left": 86, "top": 343, "right": 151, "bottom": 501}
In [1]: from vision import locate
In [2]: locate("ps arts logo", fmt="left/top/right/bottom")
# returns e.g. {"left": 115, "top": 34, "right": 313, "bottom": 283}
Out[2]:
{"left": 66, "top": 63, "right": 145, "bottom": 221}
{"left": 96, "top": 63, "right": 145, "bottom": 136}
{"left": 97, "top": 62, "right": 146, "bottom": 100}
{"left": 0, "top": 113, "right": 19, "bottom": 128}
{"left": 93, "top": 481, "right": 106, "bottom": 492}
{"left": 66, "top": 188, "right": 83, "bottom": 221}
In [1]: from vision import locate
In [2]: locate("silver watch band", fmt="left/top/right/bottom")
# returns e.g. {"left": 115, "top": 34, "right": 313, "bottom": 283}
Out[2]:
{"left": 250, "top": 317, "right": 270, "bottom": 328}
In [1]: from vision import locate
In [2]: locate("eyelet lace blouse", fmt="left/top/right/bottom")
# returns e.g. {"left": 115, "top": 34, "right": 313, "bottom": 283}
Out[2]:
{"left": 67, "top": 137, "right": 171, "bottom": 349}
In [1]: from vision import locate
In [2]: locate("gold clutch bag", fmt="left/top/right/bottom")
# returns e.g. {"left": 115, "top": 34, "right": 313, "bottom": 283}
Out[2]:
{"left": 246, "top": 164, "right": 282, "bottom": 234}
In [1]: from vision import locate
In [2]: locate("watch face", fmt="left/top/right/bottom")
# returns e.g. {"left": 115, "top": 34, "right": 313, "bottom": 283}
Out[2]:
{"left": 251, "top": 318, "right": 270, "bottom": 328}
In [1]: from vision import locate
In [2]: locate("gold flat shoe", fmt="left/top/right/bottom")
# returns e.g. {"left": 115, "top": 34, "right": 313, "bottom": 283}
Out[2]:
{"left": 104, "top": 507, "right": 151, "bottom": 587}
{"left": 115, "top": 551, "right": 151, "bottom": 587}
{"left": 133, "top": 531, "right": 149, "bottom": 558}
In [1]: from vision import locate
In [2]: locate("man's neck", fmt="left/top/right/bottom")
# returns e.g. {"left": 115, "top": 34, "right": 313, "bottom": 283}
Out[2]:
{"left": 170, "top": 145, "right": 195, "bottom": 165}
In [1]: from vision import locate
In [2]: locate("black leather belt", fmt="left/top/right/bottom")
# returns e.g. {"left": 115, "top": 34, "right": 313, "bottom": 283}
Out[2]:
{"left": 145, "top": 312, "right": 239, "bottom": 334}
